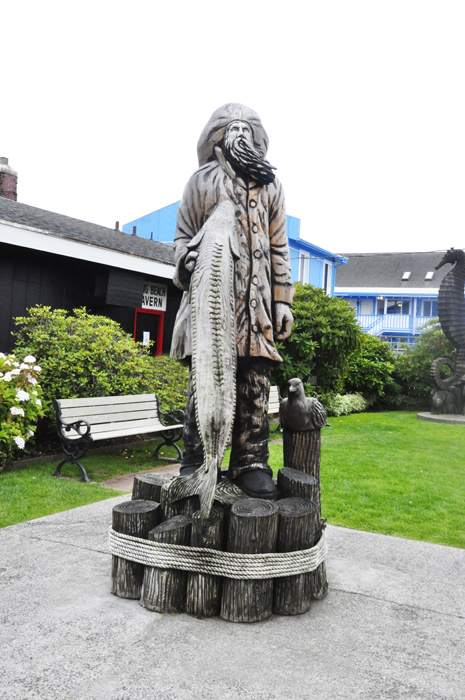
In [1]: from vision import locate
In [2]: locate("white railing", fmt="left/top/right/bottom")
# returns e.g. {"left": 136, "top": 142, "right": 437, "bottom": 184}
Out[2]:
{"left": 357, "top": 314, "right": 431, "bottom": 336}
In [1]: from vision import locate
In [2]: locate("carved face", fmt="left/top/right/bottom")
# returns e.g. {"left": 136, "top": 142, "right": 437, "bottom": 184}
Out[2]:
{"left": 224, "top": 120, "right": 253, "bottom": 150}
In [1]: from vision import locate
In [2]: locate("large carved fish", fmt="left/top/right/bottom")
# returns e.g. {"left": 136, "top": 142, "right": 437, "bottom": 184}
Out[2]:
{"left": 165, "top": 200, "right": 239, "bottom": 519}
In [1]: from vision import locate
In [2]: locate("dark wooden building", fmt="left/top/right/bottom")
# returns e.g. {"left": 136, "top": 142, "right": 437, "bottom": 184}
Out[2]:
{"left": 0, "top": 196, "right": 180, "bottom": 354}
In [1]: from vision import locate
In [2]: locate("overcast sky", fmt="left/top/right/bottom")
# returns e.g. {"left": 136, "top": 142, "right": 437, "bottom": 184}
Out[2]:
{"left": 2, "top": 1, "right": 465, "bottom": 255}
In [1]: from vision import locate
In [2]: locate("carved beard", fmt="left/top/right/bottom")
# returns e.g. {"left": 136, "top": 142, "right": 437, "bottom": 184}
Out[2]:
{"left": 223, "top": 137, "right": 276, "bottom": 186}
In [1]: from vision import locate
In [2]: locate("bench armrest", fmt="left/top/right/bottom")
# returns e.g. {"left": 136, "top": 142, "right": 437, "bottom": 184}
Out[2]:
{"left": 53, "top": 399, "right": 92, "bottom": 442}
{"left": 155, "top": 395, "right": 185, "bottom": 427}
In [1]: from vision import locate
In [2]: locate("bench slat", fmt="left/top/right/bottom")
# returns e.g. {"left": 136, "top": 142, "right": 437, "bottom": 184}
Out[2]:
{"left": 61, "top": 402, "right": 158, "bottom": 420}
{"left": 57, "top": 394, "right": 156, "bottom": 409}
{"left": 64, "top": 423, "right": 183, "bottom": 442}
{"left": 62, "top": 409, "right": 160, "bottom": 427}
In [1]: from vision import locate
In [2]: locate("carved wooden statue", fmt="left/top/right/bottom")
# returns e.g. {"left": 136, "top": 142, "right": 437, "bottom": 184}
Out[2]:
{"left": 169, "top": 103, "right": 295, "bottom": 515}
{"left": 431, "top": 248, "right": 465, "bottom": 414}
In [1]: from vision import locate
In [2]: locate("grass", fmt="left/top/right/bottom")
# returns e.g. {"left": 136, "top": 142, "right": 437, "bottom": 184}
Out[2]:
{"left": 1, "top": 412, "right": 464, "bottom": 549}
{"left": 0, "top": 441, "right": 180, "bottom": 528}
{"left": 317, "top": 411, "right": 465, "bottom": 549}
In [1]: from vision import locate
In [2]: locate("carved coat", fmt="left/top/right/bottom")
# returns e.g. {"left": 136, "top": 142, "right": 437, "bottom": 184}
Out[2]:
{"left": 170, "top": 103, "right": 294, "bottom": 363}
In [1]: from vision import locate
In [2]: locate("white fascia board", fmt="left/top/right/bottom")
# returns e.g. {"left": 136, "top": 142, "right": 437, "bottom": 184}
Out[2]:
{"left": 0, "top": 219, "right": 174, "bottom": 280}
{"left": 335, "top": 287, "right": 439, "bottom": 296}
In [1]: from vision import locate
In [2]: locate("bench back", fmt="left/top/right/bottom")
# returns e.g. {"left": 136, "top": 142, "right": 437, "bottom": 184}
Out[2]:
{"left": 55, "top": 394, "right": 168, "bottom": 442}
{"left": 269, "top": 385, "right": 280, "bottom": 415}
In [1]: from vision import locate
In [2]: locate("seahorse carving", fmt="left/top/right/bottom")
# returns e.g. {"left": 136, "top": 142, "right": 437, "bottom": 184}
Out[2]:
{"left": 430, "top": 248, "right": 465, "bottom": 414}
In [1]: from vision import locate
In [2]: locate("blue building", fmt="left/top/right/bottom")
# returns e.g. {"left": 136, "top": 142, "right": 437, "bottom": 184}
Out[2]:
{"left": 334, "top": 251, "right": 448, "bottom": 353}
{"left": 124, "top": 205, "right": 347, "bottom": 296}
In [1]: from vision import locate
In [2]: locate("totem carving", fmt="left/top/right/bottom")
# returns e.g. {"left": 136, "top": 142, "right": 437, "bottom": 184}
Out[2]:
{"left": 431, "top": 248, "right": 465, "bottom": 414}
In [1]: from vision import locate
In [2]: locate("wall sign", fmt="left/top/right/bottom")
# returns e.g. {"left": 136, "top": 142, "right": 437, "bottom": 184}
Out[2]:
{"left": 142, "top": 282, "right": 167, "bottom": 311}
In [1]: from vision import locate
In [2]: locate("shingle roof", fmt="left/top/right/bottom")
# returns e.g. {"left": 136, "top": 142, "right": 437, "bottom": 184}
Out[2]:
{"left": 335, "top": 251, "right": 453, "bottom": 289}
{"left": 0, "top": 197, "right": 175, "bottom": 266}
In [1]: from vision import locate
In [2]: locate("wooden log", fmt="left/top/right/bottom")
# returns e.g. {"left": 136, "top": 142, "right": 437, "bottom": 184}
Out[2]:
{"left": 185, "top": 506, "right": 225, "bottom": 617}
{"left": 220, "top": 499, "right": 278, "bottom": 623}
{"left": 160, "top": 482, "right": 200, "bottom": 521}
{"left": 277, "top": 467, "right": 320, "bottom": 514}
{"left": 132, "top": 472, "right": 173, "bottom": 502}
{"left": 283, "top": 428, "right": 321, "bottom": 482}
{"left": 111, "top": 500, "right": 161, "bottom": 599}
{"left": 140, "top": 515, "right": 192, "bottom": 613}
{"left": 273, "top": 498, "right": 319, "bottom": 615}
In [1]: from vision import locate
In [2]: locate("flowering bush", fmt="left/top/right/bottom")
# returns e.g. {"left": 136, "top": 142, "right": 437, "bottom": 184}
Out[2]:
{"left": 320, "top": 392, "right": 368, "bottom": 417}
{"left": 0, "top": 352, "right": 45, "bottom": 471}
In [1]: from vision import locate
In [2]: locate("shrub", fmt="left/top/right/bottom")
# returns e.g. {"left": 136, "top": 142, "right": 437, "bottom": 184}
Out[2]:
{"left": 273, "top": 283, "right": 362, "bottom": 394}
{"left": 0, "top": 352, "right": 45, "bottom": 470}
{"left": 320, "top": 392, "right": 368, "bottom": 417}
{"left": 343, "top": 334, "right": 399, "bottom": 404}
{"left": 393, "top": 319, "right": 455, "bottom": 400}
{"left": 13, "top": 306, "right": 188, "bottom": 419}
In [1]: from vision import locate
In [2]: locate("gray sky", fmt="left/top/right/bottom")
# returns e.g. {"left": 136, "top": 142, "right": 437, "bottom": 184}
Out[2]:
{"left": 2, "top": 0, "right": 465, "bottom": 254}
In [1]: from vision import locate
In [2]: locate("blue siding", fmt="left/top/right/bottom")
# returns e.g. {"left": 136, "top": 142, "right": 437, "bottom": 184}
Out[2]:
{"left": 286, "top": 215, "right": 301, "bottom": 240}
{"left": 289, "top": 246, "right": 300, "bottom": 283}
{"left": 123, "top": 201, "right": 180, "bottom": 243}
{"left": 309, "top": 258, "right": 324, "bottom": 287}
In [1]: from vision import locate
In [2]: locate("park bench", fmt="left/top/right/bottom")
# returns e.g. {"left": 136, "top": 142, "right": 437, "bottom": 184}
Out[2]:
{"left": 269, "top": 384, "right": 282, "bottom": 432}
{"left": 53, "top": 394, "right": 184, "bottom": 483}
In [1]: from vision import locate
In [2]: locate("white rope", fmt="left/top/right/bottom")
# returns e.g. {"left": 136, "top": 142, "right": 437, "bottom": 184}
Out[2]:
{"left": 108, "top": 527, "right": 327, "bottom": 579}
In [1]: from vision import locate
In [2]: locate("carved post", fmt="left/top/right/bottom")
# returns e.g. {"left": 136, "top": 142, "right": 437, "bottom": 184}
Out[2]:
{"left": 221, "top": 499, "right": 278, "bottom": 623}
{"left": 132, "top": 473, "right": 173, "bottom": 501}
{"left": 140, "top": 515, "right": 192, "bottom": 613}
{"left": 111, "top": 500, "right": 161, "bottom": 599}
{"left": 185, "top": 506, "right": 225, "bottom": 617}
{"left": 273, "top": 497, "right": 319, "bottom": 615}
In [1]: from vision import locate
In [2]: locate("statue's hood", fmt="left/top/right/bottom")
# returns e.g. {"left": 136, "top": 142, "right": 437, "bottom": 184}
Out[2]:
{"left": 197, "top": 103, "right": 269, "bottom": 167}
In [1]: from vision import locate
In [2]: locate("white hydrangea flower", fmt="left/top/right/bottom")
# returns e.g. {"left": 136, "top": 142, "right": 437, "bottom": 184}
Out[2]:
{"left": 34, "top": 365, "right": 41, "bottom": 372}
{"left": 28, "top": 429, "right": 35, "bottom": 437}
{"left": 4, "top": 360, "right": 11, "bottom": 366}
{"left": 28, "top": 377, "right": 37, "bottom": 386}
{"left": 35, "top": 399, "right": 42, "bottom": 407}
{"left": 16, "top": 390, "right": 30, "bottom": 402}
{"left": 31, "top": 390, "right": 38, "bottom": 395}
{"left": 3, "top": 373, "right": 12, "bottom": 382}
{"left": 13, "top": 362, "right": 20, "bottom": 368}
{"left": 20, "top": 363, "right": 30, "bottom": 370}
{"left": 23, "top": 355, "right": 36, "bottom": 364}
{"left": 0, "top": 372, "right": 3, "bottom": 377}
{"left": 0, "top": 352, "right": 5, "bottom": 359}
{"left": 10, "top": 369, "right": 21, "bottom": 376}
{"left": 14, "top": 436, "right": 25, "bottom": 449}
{"left": 10, "top": 407, "right": 25, "bottom": 417}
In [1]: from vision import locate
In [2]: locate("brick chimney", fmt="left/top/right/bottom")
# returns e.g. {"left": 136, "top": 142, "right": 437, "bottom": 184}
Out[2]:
{"left": 0, "top": 157, "right": 18, "bottom": 201}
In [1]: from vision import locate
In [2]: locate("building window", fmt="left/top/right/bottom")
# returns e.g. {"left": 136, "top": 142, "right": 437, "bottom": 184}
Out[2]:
{"left": 299, "top": 252, "right": 310, "bottom": 284}
{"left": 323, "top": 262, "right": 332, "bottom": 294}
{"left": 422, "top": 300, "right": 438, "bottom": 316}
{"left": 377, "top": 297, "right": 385, "bottom": 314}
{"left": 386, "top": 299, "right": 410, "bottom": 315}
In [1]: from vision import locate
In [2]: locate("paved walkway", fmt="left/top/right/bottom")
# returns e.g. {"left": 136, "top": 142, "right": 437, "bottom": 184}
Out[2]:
{"left": 101, "top": 463, "right": 181, "bottom": 492}
{"left": 1, "top": 497, "right": 464, "bottom": 699}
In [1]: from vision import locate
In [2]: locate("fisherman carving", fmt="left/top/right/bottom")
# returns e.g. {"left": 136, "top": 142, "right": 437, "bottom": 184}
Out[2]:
{"left": 171, "top": 103, "right": 294, "bottom": 503}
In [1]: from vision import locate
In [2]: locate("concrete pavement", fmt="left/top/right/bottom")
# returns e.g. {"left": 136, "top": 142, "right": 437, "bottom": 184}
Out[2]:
{"left": 1, "top": 497, "right": 464, "bottom": 700}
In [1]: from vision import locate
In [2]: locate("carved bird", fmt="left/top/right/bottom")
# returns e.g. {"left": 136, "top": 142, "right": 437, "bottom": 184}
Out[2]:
{"left": 279, "top": 378, "right": 329, "bottom": 432}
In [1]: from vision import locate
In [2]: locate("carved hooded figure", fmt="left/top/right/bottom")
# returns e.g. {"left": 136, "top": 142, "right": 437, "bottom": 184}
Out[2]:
{"left": 171, "top": 103, "right": 294, "bottom": 499}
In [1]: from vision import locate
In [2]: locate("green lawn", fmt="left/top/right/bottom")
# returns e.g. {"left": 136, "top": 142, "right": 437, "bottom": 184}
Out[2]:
{"left": 0, "top": 441, "right": 180, "bottom": 528}
{"left": 1, "top": 412, "right": 464, "bottom": 550}
{"left": 317, "top": 411, "right": 465, "bottom": 549}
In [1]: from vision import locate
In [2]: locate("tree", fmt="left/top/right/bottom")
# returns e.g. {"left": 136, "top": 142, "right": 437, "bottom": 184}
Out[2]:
{"left": 273, "top": 283, "right": 362, "bottom": 394}
{"left": 393, "top": 319, "right": 455, "bottom": 400}
{"left": 13, "top": 306, "right": 188, "bottom": 419}
{"left": 343, "top": 333, "right": 398, "bottom": 403}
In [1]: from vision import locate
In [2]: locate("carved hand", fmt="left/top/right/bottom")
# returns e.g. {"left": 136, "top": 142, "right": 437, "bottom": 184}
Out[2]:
{"left": 274, "top": 303, "right": 294, "bottom": 340}
{"left": 184, "top": 250, "right": 199, "bottom": 272}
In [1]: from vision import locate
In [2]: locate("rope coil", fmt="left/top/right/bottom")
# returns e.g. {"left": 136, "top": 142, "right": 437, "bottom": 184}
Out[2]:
{"left": 109, "top": 527, "right": 327, "bottom": 579}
